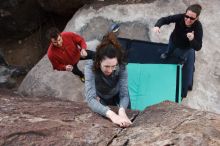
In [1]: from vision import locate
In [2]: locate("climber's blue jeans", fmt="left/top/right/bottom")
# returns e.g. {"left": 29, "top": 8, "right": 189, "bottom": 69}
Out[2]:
{"left": 182, "top": 49, "right": 195, "bottom": 97}
{"left": 165, "top": 38, "right": 195, "bottom": 97}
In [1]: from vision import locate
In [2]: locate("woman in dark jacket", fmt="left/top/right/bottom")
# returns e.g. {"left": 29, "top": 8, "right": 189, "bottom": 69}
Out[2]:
{"left": 153, "top": 4, "right": 203, "bottom": 98}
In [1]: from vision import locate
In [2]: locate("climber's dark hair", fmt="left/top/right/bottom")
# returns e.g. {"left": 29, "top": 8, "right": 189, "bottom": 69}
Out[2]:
{"left": 186, "top": 4, "right": 202, "bottom": 17}
{"left": 48, "top": 27, "right": 61, "bottom": 40}
{"left": 93, "top": 32, "right": 127, "bottom": 72}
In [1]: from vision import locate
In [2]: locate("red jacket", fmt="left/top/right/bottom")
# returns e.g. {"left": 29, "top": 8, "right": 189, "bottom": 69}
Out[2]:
{"left": 47, "top": 32, "right": 87, "bottom": 71}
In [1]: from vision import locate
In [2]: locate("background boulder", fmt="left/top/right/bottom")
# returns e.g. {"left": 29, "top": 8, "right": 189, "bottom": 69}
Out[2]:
{"left": 0, "top": 0, "right": 44, "bottom": 39}
{"left": 37, "top": 0, "right": 91, "bottom": 16}
{"left": 19, "top": 0, "right": 220, "bottom": 114}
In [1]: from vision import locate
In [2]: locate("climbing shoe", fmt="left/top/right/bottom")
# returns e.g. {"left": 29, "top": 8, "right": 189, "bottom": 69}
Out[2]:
{"left": 80, "top": 77, "right": 85, "bottom": 83}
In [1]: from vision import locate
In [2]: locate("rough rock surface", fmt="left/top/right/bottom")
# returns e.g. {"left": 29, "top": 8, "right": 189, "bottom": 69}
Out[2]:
{"left": 0, "top": 89, "right": 138, "bottom": 145}
{"left": 0, "top": 90, "right": 220, "bottom": 145}
{"left": 19, "top": 0, "right": 220, "bottom": 114}
{"left": 110, "top": 101, "right": 220, "bottom": 146}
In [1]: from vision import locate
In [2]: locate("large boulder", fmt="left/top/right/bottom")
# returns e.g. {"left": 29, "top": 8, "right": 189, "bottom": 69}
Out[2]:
{"left": 0, "top": 91, "right": 219, "bottom": 145}
{"left": 110, "top": 101, "right": 220, "bottom": 146}
{"left": 19, "top": 0, "right": 220, "bottom": 114}
{"left": 0, "top": 89, "right": 138, "bottom": 145}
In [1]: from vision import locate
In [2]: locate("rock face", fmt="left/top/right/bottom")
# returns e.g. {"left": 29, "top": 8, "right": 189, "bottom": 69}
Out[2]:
{"left": 0, "top": 0, "right": 90, "bottom": 39}
{"left": 19, "top": 0, "right": 220, "bottom": 114}
{"left": 0, "top": 0, "right": 45, "bottom": 39}
{"left": 0, "top": 53, "right": 27, "bottom": 89}
{"left": 0, "top": 90, "right": 219, "bottom": 145}
{"left": 37, "top": 0, "right": 91, "bottom": 15}
{"left": 0, "top": 89, "right": 138, "bottom": 145}
{"left": 110, "top": 101, "right": 220, "bottom": 146}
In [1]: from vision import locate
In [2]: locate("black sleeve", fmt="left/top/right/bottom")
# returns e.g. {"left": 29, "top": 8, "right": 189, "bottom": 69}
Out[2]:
{"left": 155, "top": 14, "right": 183, "bottom": 28}
{"left": 190, "top": 22, "right": 203, "bottom": 51}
